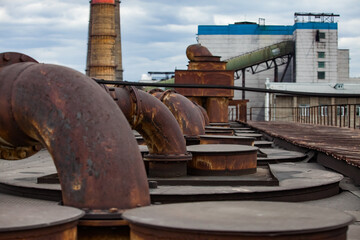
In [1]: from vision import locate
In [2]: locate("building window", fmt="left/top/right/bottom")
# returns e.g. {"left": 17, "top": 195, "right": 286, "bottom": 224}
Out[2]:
{"left": 299, "top": 104, "right": 310, "bottom": 117}
{"left": 320, "top": 105, "right": 328, "bottom": 116}
{"left": 318, "top": 71, "right": 325, "bottom": 79}
{"left": 318, "top": 52, "right": 325, "bottom": 58}
{"left": 337, "top": 106, "right": 348, "bottom": 116}
{"left": 356, "top": 105, "right": 360, "bottom": 116}
{"left": 318, "top": 62, "right": 325, "bottom": 68}
{"left": 316, "top": 30, "right": 326, "bottom": 42}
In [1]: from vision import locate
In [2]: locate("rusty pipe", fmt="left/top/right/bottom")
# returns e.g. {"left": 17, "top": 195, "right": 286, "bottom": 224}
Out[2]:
{"left": 0, "top": 58, "right": 150, "bottom": 214}
{"left": 100, "top": 85, "right": 192, "bottom": 177}
{"left": 150, "top": 89, "right": 206, "bottom": 144}
{"left": 193, "top": 101, "right": 210, "bottom": 126}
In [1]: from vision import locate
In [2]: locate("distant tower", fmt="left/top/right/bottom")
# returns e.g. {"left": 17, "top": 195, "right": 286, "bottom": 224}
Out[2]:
{"left": 86, "top": 0, "right": 123, "bottom": 81}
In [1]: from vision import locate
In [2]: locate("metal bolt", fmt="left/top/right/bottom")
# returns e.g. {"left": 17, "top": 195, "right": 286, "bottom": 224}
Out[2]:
{"left": 1, "top": 150, "right": 10, "bottom": 159}
{"left": 148, "top": 180, "right": 158, "bottom": 189}
{"left": 17, "top": 150, "right": 27, "bottom": 159}
{"left": 33, "top": 144, "right": 43, "bottom": 151}
{"left": 20, "top": 54, "right": 28, "bottom": 62}
{"left": 109, "top": 207, "right": 118, "bottom": 213}
{"left": 3, "top": 53, "right": 10, "bottom": 61}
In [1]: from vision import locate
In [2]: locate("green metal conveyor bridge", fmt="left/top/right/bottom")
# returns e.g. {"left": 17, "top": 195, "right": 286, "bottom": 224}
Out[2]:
{"left": 225, "top": 40, "right": 295, "bottom": 82}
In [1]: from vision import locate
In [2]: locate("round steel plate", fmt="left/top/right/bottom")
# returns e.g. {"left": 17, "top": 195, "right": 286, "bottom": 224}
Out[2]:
{"left": 187, "top": 144, "right": 258, "bottom": 175}
{"left": 0, "top": 193, "right": 84, "bottom": 233}
{"left": 199, "top": 135, "right": 254, "bottom": 146}
{"left": 187, "top": 144, "right": 258, "bottom": 153}
{"left": 235, "top": 133, "right": 263, "bottom": 140}
{"left": 123, "top": 201, "right": 354, "bottom": 239}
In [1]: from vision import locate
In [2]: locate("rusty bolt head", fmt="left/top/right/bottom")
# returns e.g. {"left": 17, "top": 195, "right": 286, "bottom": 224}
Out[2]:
{"left": 20, "top": 54, "right": 28, "bottom": 62}
{"left": 1, "top": 150, "right": 10, "bottom": 159}
{"left": 33, "top": 144, "right": 43, "bottom": 151}
{"left": 109, "top": 208, "right": 119, "bottom": 213}
{"left": 3, "top": 53, "right": 10, "bottom": 61}
{"left": 17, "top": 150, "right": 27, "bottom": 159}
{"left": 148, "top": 181, "right": 158, "bottom": 189}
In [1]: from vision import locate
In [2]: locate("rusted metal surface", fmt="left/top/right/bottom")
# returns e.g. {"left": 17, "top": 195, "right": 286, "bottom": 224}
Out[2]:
{"left": 175, "top": 44, "right": 234, "bottom": 127}
{"left": 148, "top": 165, "right": 278, "bottom": 187}
{"left": 247, "top": 121, "right": 360, "bottom": 168}
{"left": 235, "top": 133, "right": 263, "bottom": 140}
{"left": 0, "top": 145, "right": 43, "bottom": 161}
{"left": 206, "top": 97, "right": 229, "bottom": 123}
{"left": 0, "top": 193, "right": 83, "bottom": 240}
{"left": 209, "top": 122, "right": 231, "bottom": 127}
{"left": 123, "top": 201, "right": 353, "bottom": 240}
{"left": 187, "top": 144, "right": 258, "bottom": 175}
{"left": 0, "top": 57, "right": 150, "bottom": 215}
{"left": 175, "top": 70, "right": 234, "bottom": 97}
{"left": 0, "top": 52, "right": 38, "bottom": 69}
{"left": 0, "top": 53, "right": 42, "bottom": 160}
{"left": 150, "top": 89, "right": 206, "bottom": 142}
{"left": 101, "top": 85, "right": 192, "bottom": 177}
{"left": 193, "top": 101, "right": 210, "bottom": 126}
{"left": 77, "top": 225, "right": 130, "bottom": 240}
{"left": 205, "top": 129, "right": 234, "bottom": 136}
{"left": 186, "top": 44, "right": 224, "bottom": 70}
{"left": 175, "top": 44, "right": 234, "bottom": 97}
{"left": 205, "top": 126, "right": 235, "bottom": 133}
{"left": 1, "top": 156, "right": 342, "bottom": 203}
{"left": 229, "top": 99, "right": 248, "bottom": 122}
{"left": 199, "top": 135, "right": 254, "bottom": 146}
{"left": 0, "top": 222, "right": 78, "bottom": 240}
{"left": 185, "top": 44, "right": 214, "bottom": 61}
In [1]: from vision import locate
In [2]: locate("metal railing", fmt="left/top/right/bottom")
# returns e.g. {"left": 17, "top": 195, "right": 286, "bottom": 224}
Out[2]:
{"left": 249, "top": 104, "right": 360, "bottom": 129}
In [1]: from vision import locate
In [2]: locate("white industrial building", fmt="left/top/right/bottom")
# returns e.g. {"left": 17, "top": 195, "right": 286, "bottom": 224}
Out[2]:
{"left": 197, "top": 13, "right": 350, "bottom": 120}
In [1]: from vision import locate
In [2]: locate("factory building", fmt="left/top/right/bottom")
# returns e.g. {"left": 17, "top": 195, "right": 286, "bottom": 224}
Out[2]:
{"left": 198, "top": 13, "right": 350, "bottom": 120}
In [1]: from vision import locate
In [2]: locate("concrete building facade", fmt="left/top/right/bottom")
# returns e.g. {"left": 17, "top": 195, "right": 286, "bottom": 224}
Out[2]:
{"left": 197, "top": 13, "right": 350, "bottom": 120}
{"left": 265, "top": 82, "right": 360, "bottom": 128}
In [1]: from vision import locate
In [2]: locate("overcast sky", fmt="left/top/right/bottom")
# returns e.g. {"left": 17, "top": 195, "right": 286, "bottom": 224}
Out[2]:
{"left": 1, "top": 0, "right": 359, "bottom": 81}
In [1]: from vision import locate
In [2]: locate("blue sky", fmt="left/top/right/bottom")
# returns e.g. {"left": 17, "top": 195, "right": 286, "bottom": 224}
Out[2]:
{"left": 1, "top": 0, "right": 359, "bottom": 81}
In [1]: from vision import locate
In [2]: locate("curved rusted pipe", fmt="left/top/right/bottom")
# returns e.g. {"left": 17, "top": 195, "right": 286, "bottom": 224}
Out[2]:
{"left": 0, "top": 59, "right": 150, "bottom": 214}
{"left": 109, "top": 86, "right": 189, "bottom": 156}
{"left": 193, "top": 101, "right": 210, "bottom": 126}
{"left": 100, "top": 85, "right": 192, "bottom": 177}
{"left": 150, "top": 89, "right": 205, "bottom": 143}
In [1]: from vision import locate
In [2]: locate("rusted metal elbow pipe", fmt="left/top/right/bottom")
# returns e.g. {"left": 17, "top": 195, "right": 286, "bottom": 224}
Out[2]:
{"left": 193, "top": 101, "right": 210, "bottom": 126}
{"left": 150, "top": 89, "right": 206, "bottom": 145}
{"left": 0, "top": 53, "right": 150, "bottom": 215}
{"left": 100, "top": 85, "right": 192, "bottom": 177}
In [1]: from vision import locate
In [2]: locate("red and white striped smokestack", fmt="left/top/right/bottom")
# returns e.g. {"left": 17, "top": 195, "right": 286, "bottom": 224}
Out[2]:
{"left": 86, "top": 0, "right": 123, "bottom": 81}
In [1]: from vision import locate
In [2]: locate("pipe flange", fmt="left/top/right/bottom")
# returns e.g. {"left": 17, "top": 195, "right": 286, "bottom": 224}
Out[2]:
{"left": 0, "top": 144, "right": 43, "bottom": 160}
{"left": 147, "top": 88, "right": 164, "bottom": 95}
{"left": 0, "top": 52, "right": 38, "bottom": 69}
{"left": 125, "top": 86, "right": 143, "bottom": 126}
{"left": 159, "top": 89, "right": 178, "bottom": 102}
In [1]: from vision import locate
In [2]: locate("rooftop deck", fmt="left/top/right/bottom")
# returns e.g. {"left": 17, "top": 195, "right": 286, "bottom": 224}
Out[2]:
{"left": 246, "top": 121, "right": 360, "bottom": 184}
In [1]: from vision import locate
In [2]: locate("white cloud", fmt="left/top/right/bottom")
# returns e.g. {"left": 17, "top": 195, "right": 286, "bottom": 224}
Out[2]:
{"left": 0, "top": 0, "right": 359, "bottom": 79}
{"left": 152, "top": 24, "right": 198, "bottom": 34}
{"left": 177, "top": 6, "right": 214, "bottom": 24}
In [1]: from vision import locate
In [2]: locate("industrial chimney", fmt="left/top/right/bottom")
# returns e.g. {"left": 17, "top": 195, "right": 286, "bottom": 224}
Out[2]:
{"left": 86, "top": 0, "right": 123, "bottom": 81}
